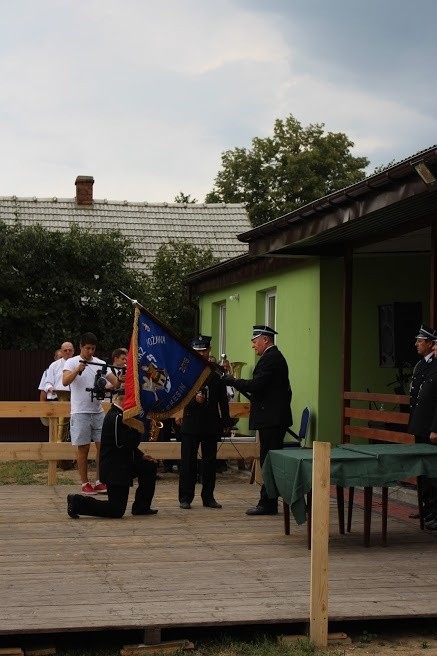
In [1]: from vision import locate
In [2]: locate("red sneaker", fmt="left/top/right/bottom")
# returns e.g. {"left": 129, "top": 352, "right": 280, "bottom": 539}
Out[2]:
{"left": 94, "top": 482, "right": 107, "bottom": 494}
{"left": 81, "top": 482, "right": 98, "bottom": 495}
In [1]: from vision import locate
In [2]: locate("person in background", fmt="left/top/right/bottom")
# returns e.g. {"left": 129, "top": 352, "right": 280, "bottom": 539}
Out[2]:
{"left": 43, "top": 342, "right": 75, "bottom": 399}
{"left": 408, "top": 324, "right": 436, "bottom": 442}
{"left": 67, "top": 390, "right": 158, "bottom": 519}
{"left": 112, "top": 347, "right": 128, "bottom": 370}
{"left": 223, "top": 325, "right": 292, "bottom": 516}
{"left": 109, "top": 347, "right": 128, "bottom": 389}
{"left": 407, "top": 325, "right": 437, "bottom": 530}
{"left": 38, "top": 348, "right": 62, "bottom": 402}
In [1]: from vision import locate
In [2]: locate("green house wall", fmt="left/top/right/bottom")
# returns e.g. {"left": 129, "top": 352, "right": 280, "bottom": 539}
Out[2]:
{"left": 197, "top": 253, "right": 430, "bottom": 444}
{"left": 351, "top": 255, "right": 430, "bottom": 392}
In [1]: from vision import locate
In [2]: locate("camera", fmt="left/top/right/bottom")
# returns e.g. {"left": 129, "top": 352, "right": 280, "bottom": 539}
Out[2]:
{"left": 82, "top": 360, "right": 117, "bottom": 401}
{"left": 86, "top": 368, "right": 109, "bottom": 402}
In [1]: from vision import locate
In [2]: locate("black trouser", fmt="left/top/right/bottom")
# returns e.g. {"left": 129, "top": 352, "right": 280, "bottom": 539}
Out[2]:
{"left": 73, "top": 458, "right": 157, "bottom": 518}
{"left": 257, "top": 425, "right": 287, "bottom": 510}
{"left": 415, "top": 435, "right": 437, "bottom": 514}
{"left": 179, "top": 433, "right": 218, "bottom": 503}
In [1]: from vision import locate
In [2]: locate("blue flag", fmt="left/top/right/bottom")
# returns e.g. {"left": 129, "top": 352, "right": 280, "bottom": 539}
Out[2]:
{"left": 123, "top": 305, "right": 211, "bottom": 432}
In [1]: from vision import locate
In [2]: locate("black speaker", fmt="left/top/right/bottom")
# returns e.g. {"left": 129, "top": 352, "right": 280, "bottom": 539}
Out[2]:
{"left": 378, "top": 302, "right": 422, "bottom": 368}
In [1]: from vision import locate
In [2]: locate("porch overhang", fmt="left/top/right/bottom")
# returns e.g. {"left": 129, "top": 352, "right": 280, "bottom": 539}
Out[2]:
{"left": 238, "top": 149, "right": 437, "bottom": 257}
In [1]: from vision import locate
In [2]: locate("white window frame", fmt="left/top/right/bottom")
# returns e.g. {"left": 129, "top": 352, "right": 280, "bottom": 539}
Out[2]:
{"left": 265, "top": 289, "right": 276, "bottom": 329}
{"left": 219, "top": 302, "right": 226, "bottom": 357}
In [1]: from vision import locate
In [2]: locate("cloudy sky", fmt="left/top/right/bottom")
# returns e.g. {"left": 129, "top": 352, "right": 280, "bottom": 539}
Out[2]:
{"left": 1, "top": 0, "right": 436, "bottom": 203}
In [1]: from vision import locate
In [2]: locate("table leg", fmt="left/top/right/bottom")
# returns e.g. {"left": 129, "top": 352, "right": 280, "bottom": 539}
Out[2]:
{"left": 363, "top": 486, "right": 373, "bottom": 547}
{"left": 382, "top": 487, "right": 388, "bottom": 547}
{"left": 347, "top": 487, "right": 354, "bottom": 533}
{"left": 336, "top": 485, "right": 345, "bottom": 534}
{"left": 283, "top": 499, "right": 290, "bottom": 535}
{"left": 417, "top": 476, "right": 425, "bottom": 531}
{"left": 307, "top": 490, "right": 312, "bottom": 550}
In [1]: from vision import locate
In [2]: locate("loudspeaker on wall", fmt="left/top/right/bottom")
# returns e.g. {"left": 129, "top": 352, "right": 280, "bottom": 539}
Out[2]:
{"left": 378, "top": 302, "right": 422, "bottom": 368}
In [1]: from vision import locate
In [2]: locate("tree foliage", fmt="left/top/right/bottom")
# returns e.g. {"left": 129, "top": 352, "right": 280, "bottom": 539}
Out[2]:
{"left": 206, "top": 114, "right": 369, "bottom": 227}
{"left": 173, "top": 192, "right": 198, "bottom": 203}
{"left": 143, "top": 241, "right": 218, "bottom": 342}
{"left": 0, "top": 222, "right": 146, "bottom": 353}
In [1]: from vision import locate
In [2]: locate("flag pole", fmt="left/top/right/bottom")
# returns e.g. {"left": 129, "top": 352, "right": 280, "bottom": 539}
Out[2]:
{"left": 118, "top": 290, "right": 212, "bottom": 369}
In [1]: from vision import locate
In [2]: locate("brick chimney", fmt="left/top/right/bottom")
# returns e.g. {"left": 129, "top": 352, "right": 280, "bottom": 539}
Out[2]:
{"left": 75, "top": 175, "right": 94, "bottom": 206}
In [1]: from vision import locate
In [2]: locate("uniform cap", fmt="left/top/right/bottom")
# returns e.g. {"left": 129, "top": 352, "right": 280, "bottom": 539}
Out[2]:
{"left": 191, "top": 335, "right": 211, "bottom": 350}
{"left": 415, "top": 324, "right": 437, "bottom": 340}
{"left": 251, "top": 325, "right": 278, "bottom": 339}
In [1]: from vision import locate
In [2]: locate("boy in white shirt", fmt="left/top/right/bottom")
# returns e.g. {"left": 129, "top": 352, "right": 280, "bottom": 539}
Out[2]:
{"left": 63, "top": 332, "right": 119, "bottom": 494}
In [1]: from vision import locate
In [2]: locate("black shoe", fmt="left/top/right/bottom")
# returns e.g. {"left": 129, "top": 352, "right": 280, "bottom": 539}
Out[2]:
{"left": 246, "top": 506, "right": 278, "bottom": 516}
{"left": 425, "top": 519, "right": 437, "bottom": 531}
{"left": 203, "top": 499, "right": 222, "bottom": 509}
{"left": 424, "top": 512, "right": 436, "bottom": 522}
{"left": 67, "top": 494, "right": 79, "bottom": 519}
{"left": 179, "top": 502, "right": 191, "bottom": 509}
{"left": 131, "top": 508, "right": 158, "bottom": 515}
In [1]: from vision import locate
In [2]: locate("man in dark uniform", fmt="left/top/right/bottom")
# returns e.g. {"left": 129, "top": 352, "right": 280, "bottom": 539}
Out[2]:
{"left": 408, "top": 324, "right": 437, "bottom": 529}
{"left": 67, "top": 391, "right": 158, "bottom": 519}
{"left": 408, "top": 324, "right": 436, "bottom": 442}
{"left": 223, "top": 325, "right": 292, "bottom": 516}
{"left": 178, "top": 335, "right": 232, "bottom": 510}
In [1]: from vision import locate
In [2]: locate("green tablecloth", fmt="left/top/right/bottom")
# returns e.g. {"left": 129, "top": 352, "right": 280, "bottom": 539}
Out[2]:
{"left": 262, "top": 443, "right": 437, "bottom": 525}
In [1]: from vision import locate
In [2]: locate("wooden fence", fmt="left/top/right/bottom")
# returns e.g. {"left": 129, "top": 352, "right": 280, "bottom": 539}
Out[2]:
{"left": 0, "top": 401, "right": 257, "bottom": 485}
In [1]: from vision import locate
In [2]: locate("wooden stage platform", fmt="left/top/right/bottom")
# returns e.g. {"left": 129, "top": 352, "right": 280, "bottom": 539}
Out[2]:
{"left": 0, "top": 475, "right": 436, "bottom": 638}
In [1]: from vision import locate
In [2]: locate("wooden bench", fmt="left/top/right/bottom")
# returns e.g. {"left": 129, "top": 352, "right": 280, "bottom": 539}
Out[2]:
{"left": 341, "top": 391, "right": 420, "bottom": 544}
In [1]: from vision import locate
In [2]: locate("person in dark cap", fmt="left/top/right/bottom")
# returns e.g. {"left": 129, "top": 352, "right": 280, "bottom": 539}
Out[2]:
{"left": 178, "top": 335, "right": 233, "bottom": 510}
{"left": 223, "top": 325, "right": 292, "bottom": 515}
{"left": 422, "top": 337, "right": 437, "bottom": 530}
{"left": 407, "top": 324, "right": 437, "bottom": 527}
{"left": 408, "top": 324, "right": 437, "bottom": 442}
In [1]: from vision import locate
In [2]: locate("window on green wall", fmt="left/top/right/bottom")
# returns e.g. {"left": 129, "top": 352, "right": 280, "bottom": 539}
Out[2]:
{"left": 219, "top": 302, "right": 226, "bottom": 356}
{"left": 265, "top": 289, "right": 276, "bottom": 328}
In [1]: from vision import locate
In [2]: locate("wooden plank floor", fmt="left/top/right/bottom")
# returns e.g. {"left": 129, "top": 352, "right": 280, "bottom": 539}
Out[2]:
{"left": 0, "top": 475, "right": 436, "bottom": 636}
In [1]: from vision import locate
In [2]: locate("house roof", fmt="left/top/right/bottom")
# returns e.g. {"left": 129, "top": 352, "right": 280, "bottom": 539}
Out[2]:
{"left": 0, "top": 194, "right": 251, "bottom": 271}
{"left": 237, "top": 145, "right": 437, "bottom": 257}
{"left": 186, "top": 144, "right": 437, "bottom": 293}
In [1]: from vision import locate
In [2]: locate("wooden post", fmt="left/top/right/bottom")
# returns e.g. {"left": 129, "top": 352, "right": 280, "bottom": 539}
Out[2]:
{"left": 341, "top": 249, "right": 353, "bottom": 443}
{"left": 309, "top": 441, "right": 330, "bottom": 648}
{"left": 430, "top": 223, "right": 437, "bottom": 326}
{"left": 47, "top": 417, "right": 58, "bottom": 486}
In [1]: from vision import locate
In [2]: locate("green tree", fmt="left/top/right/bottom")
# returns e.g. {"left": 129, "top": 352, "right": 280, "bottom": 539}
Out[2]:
{"left": 0, "top": 222, "right": 146, "bottom": 353}
{"left": 173, "top": 192, "right": 198, "bottom": 203}
{"left": 206, "top": 114, "right": 369, "bottom": 227}
{"left": 143, "top": 241, "right": 218, "bottom": 342}
{"left": 372, "top": 160, "right": 396, "bottom": 174}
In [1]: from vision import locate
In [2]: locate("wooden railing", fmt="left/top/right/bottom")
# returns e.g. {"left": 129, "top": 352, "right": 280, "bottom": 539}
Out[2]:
{"left": 343, "top": 391, "right": 413, "bottom": 444}
{"left": 0, "top": 401, "right": 257, "bottom": 485}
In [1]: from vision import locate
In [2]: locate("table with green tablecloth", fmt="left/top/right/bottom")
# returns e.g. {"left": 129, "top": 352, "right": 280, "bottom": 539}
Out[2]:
{"left": 262, "top": 443, "right": 437, "bottom": 545}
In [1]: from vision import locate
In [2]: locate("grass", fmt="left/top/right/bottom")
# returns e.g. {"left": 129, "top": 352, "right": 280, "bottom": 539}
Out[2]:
{"left": 51, "top": 634, "right": 344, "bottom": 656}
{"left": 0, "top": 460, "right": 76, "bottom": 485}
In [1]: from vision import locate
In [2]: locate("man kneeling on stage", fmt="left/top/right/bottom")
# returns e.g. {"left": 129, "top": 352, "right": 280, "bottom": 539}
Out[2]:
{"left": 67, "top": 391, "right": 158, "bottom": 519}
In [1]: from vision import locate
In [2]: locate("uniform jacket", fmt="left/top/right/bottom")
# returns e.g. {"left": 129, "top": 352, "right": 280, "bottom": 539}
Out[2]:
{"left": 99, "top": 404, "right": 143, "bottom": 486}
{"left": 409, "top": 355, "right": 434, "bottom": 414}
{"left": 232, "top": 345, "right": 292, "bottom": 430}
{"left": 181, "top": 371, "right": 231, "bottom": 436}
{"left": 408, "top": 357, "right": 437, "bottom": 437}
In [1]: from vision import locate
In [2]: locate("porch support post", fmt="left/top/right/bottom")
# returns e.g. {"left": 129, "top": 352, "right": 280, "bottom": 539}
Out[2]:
{"left": 341, "top": 249, "right": 353, "bottom": 443}
{"left": 430, "top": 223, "right": 437, "bottom": 326}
